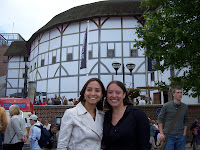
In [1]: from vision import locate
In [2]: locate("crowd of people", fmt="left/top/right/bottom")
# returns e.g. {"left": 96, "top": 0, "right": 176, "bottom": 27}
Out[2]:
{"left": 0, "top": 105, "right": 58, "bottom": 150}
{"left": 0, "top": 78, "right": 196, "bottom": 150}
{"left": 34, "top": 95, "right": 79, "bottom": 106}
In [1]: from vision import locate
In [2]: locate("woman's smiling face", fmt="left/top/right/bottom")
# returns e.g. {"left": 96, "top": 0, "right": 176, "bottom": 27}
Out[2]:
{"left": 107, "top": 83, "right": 125, "bottom": 108}
{"left": 84, "top": 81, "right": 103, "bottom": 106}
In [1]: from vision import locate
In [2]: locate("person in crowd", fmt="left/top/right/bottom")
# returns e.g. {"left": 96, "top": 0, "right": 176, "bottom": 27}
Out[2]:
{"left": 25, "top": 113, "right": 32, "bottom": 136}
{"left": 56, "top": 124, "right": 60, "bottom": 141}
{"left": 0, "top": 106, "right": 7, "bottom": 150}
{"left": 158, "top": 87, "right": 188, "bottom": 150}
{"left": 102, "top": 80, "right": 151, "bottom": 150}
{"left": 149, "top": 118, "right": 156, "bottom": 149}
{"left": 190, "top": 119, "right": 199, "bottom": 147}
{"left": 74, "top": 98, "right": 79, "bottom": 105}
{"left": 48, "top": 98, "right": 52, "bottom": 105}
{"left": 38, "top": 100, "right": 42, "bottom": 105}
{"left": 28, "top": 114, "right": 42, "bottom": 150}
{"left": 44, "top": 120, "right": 51, "bottom": 130}
{"left": 62, "top": 96, "right": 68, "bottom": 105}
{"left": 53, "top": 94, "right": 61, "bottom": 105}
{"left": 44, "top": 125, "right": 57, "bottom": 150}
{"left": 138, "top": 96, "right": 146, "bottom": 105}
{"left": 153, "top": 120, "right": 159, "bottom": 147}
{"left": 3, "top": 105, "right": 27, "bottom": 150}
{"left": 134, "top": 98, "right": 139, "bottom": 105}
{"left": 68, "top": 98, "right": 74, "bottom": 105}
{"left": 38, "top": 118, "right": 42, "bottom": 124}
{"left": 57, "top": 78, "right": 106, "bottom": 150}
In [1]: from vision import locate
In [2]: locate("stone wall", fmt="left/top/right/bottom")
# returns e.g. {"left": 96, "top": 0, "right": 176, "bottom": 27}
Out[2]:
{"left": 34, "top": 104, "right": 200, "bottom": 141}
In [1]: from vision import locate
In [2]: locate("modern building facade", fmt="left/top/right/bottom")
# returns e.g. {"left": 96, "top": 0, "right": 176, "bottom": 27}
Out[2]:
{"left": 4, "top": 0, "right": 198, "bottom": 104}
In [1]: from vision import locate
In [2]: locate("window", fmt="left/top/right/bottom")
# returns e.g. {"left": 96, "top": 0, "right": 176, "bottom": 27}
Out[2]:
{"left": 30, "top": 66, "right": 32, "bottom": 72}
{"left": 41, "top": 59, "right": 44, "bottom": 67}
{"left": 24, "top": 57, "right": 28, "bottom": 62}
{"left": 88, "top": 51, "right": 92, "bottom": 59}
{"left": 107, "top": 49, "right": 115, "bottom": 58}
{"left": 56, "top": 117, "right": 62, "bottom": 125}
{"left": 34, "top": 63, "right": 37, "bottom": 69}
{"left": 67, "top": 53, "right": 73, "bottom": 61}
{"left": 130, "top": 49, "right": 138, "bottom": 57}
{"left": 52, "top": 56, "right": 56, "bottom": 64}
{"left": 151, "top": 72, "right": 155, "bottom": 81}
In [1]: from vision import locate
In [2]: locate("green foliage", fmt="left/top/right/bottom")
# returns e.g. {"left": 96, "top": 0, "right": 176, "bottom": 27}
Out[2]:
{"left": 127, "top": 88, "right": 141, "bottom": 99}
{"left": 135, "top": 0, "right": 200, "bottom": 97}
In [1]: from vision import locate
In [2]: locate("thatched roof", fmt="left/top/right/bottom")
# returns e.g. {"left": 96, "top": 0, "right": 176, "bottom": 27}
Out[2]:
{"left": 28, "top": 0, "right": 144, "bottom": 44}
{"left": 4, "top": 41, "right": 29, "bottom": 56}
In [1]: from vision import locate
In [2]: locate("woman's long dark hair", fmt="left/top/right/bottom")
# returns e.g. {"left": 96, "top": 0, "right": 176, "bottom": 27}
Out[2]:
{"left": 104, "top": 80, "right": 131, "bottom": 109}
{"left": 79, "top": 78, "right": 106, "bottom": 110}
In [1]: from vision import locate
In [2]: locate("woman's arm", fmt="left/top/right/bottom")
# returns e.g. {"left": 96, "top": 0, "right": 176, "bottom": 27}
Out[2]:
{"left": 135, "top": 109, "right": 151, "bottom": 150}
{"left": 57, "top": 110, "right": 74, "bottom": 150}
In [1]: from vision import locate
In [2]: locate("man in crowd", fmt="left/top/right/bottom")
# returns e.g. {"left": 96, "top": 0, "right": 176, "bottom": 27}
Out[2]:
{"left": 44, "top": 125, "right": 57, "bottom": 150}
{"left": 28, "top": 114, "right": 42, "bottom": 150}
{"left": 158, "top": 87, "right": 188, "bottom": 150}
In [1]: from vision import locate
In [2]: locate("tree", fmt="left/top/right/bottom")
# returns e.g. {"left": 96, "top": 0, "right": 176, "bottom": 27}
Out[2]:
{"left": 135, "top": 0, "right": 200, "bottom": 97}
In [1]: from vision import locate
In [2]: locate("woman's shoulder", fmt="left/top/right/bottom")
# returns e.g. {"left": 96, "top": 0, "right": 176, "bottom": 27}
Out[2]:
{"left": 11, "top": 115, "right": 21, "bottom": 120}
{"left": 127, "top": 105, "right": 147, "bottom": 116}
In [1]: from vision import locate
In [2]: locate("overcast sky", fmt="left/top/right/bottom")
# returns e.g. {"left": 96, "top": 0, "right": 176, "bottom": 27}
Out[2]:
{"left": 0, "top": 0, "right": 103, "bottom": 41}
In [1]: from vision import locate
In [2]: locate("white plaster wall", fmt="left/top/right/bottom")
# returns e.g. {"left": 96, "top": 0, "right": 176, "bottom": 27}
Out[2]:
{"left": 40, "top": 32, "right": 49, "bottom": 43}
{"left": 61, "top": 61, "right": 78, "bottom": 75}
{"left": 7, "top": 79, "right": 18, "bottom": 87}
{"left": 7, "top": 69, "right": 19, "bottom": 78}
{"left": 101, "top": 29, "right": 121, "bottom": 41}
{"left": 8, "top": 62, "right": 19, "bottom": 68}
{"left": 47, "top": 78, "right": 59, "bottom": 93}
{"left": 116, "top": 43, "right": 122, "bottom": 57}
{"left": 37, "top": 80, "right": 47, "bottom": 93}
{"left": 64, "top": 23, "right": 79, "bottom": 34}
{"left": 19, "top": 79, "right": 24, "bottom": 88}
{"left": 89, "top": 30, "right": 98, "bottom": 43}
{"left": 60, "top": 77, "right": 78, "bottom": 92}
{"left": 47, "top": 63, "right": 59, "bottom": 78}
{"left": 123, "top": 29, "right": 138, "bottom": 41}
{"left": 39, "top": 42, "right": 49, "bottom": 54}
{"left": 50, "top": 28, "right": 60, "bottom": 39}
{"left": 73, "top": 46, "right": 79, "bottom": 60}
{"left": 38, "top": 67, "right": 48, "bottom": 79}
{"left": 102, "top": 17, "right": 121, "bottom": 28}
{"left": 123, "top": 17, "right": 138, "bottom": 28}
{"left": 49, "top": 37, "right": 60, "bottom": 50}
{"left": 7, "top": 89, "right": 17, "bottom": 96}
{"left": 62, "top": 34, "right": 79, "bottom": 47}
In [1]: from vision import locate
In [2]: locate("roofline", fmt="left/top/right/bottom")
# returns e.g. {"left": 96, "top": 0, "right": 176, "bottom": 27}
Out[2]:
{"left": 28, "top": 0, "right": 144, "bottom": 45}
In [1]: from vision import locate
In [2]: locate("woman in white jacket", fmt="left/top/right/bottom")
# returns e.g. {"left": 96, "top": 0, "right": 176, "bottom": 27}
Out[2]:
{"left": 57, "top": 78, "right": 106, "bottom": 150}
{"left": 3, "top": 105, "right": 27, "bottom": 150}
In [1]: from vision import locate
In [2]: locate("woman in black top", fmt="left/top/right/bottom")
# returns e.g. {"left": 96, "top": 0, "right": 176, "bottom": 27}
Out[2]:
{"left": 102, "top": 81, "right": 151, "bottom": 150}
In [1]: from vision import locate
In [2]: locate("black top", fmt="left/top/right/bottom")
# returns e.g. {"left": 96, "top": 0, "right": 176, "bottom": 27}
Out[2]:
{"left": 102, "top": 105, "right": 151, "bottom": 150}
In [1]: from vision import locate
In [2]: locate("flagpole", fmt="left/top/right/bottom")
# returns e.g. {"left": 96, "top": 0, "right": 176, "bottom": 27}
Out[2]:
{"left": 86, "top": 20, "right": 89, "bottom": 80}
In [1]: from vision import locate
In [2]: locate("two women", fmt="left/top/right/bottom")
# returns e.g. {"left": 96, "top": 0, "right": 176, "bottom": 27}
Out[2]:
{"left": 58, "top": 79, "right": 150, "bottom": 150}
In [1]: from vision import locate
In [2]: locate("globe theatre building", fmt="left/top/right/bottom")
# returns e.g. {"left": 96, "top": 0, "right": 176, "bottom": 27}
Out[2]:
{"left": 4, "top": 0, "right": 198, "bottom": 104}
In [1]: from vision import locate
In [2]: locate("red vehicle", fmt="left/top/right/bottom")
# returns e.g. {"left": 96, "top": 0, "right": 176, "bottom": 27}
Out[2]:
{"left": 0, "top": 98, "right": 33, "bottom": 119}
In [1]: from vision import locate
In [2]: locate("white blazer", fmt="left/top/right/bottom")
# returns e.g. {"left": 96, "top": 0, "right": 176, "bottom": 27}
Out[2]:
{"left": 57, "top": 102, "right": 104, "bottom": 150}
